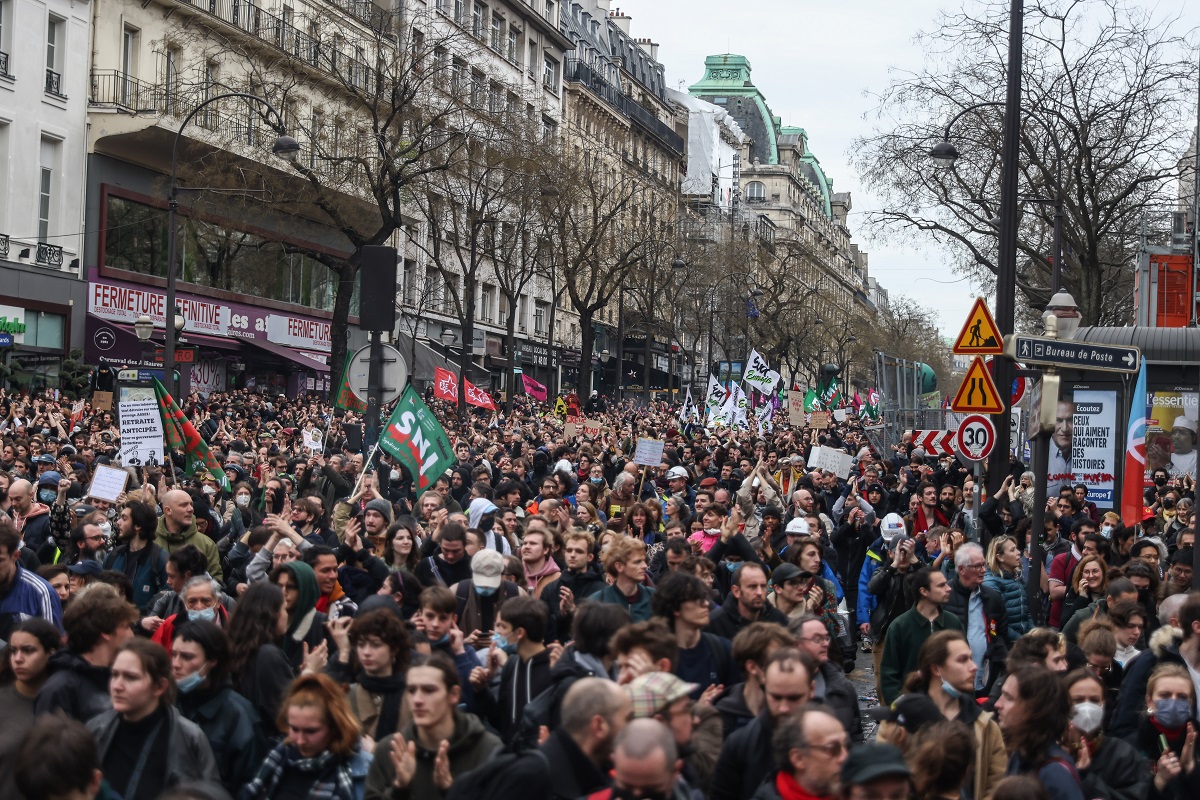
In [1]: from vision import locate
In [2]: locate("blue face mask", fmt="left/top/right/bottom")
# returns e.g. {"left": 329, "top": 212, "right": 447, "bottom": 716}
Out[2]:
{"left": 589, "top": 478, "right": 604, "bottom": 486}
{"left": 941, "top": 680, "right": 963, "bottom": 700}
{"left": 431, "top": 633, "right": 450, "bottom": 647}
{"left": 492, "top": 631, "right": 518, "bottom": 655}
{"left": 1153, "top": 698, "right": 1191, "bottom": 729}
{"left": 38, "top": 489, "right": 57, "bottom": 504}
{"left": 177, "top": 669, "right": 207, "bottom": 694}
{"left": 190, "top": 607, "right": 217, "bottom": 623}
{"left": 475, "top": 585, "right": 498, "bottom": 597}
{"left": 725, "top": 561, "right": 740, "bottom": 573}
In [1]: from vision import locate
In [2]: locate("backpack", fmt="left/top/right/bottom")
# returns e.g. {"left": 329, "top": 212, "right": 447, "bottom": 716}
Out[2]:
{"left": 446, "top": 746, "right": 549, "bottom": 800}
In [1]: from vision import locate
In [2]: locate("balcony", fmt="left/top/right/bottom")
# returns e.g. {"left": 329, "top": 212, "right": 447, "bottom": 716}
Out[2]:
{"left": 45, "top": 68, "right": 65, "bottom": 97}
{"left": 36, "top": 242, "right": 64, "bottom": 268}
{"left": 324, "top": 0, "right": 393, "bottom": 38}
{"left": 90, "top": 70, "right": 163, "bottom": 112}
{"left": 0, "top": 234, "right": 9, "bottom": 260}
{"left": 564, "top": 59, "right": 684, "bottom": 157}
{"left": 0, "top": 51, "right": 9, "bottom": 78}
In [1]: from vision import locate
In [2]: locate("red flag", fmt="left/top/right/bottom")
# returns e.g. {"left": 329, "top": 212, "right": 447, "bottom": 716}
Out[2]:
{"left": 434, "top": 367, "right": 496, "bottom": 410}
{"left": 433, "top": 367, "right": 458, "bottom": 403}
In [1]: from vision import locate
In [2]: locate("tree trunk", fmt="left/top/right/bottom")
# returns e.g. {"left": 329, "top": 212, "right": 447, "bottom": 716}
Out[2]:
{"left": 503, "top": 291, "right": 518, "bottom": 414}
{"left": 578, "top": 309, "right": 596, "bottom": 395}
{"left": 460, "top": 271, "right": 477, "bottom": 422}
{"left": 327, "top": 260, "right": 359, "bottom": 405}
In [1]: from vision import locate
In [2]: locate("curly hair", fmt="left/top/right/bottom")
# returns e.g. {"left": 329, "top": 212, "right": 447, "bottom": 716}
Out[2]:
{"left": 908, "top": 720, "right": 975, "bottom": 798}
{"left": 650, "top": 571, "right": 711, "bottom": 630}
{"left": 349, "top": 609, "right": 411, "bottom": 673}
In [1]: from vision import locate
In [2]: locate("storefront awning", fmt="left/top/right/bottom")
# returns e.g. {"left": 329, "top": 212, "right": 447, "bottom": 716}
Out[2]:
{"left": 241, "top": 338, "right": 330, "bottom": 373}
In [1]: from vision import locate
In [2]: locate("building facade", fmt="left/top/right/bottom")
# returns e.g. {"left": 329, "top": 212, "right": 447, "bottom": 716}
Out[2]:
{"left": 0, "top": 0, "right": 91, "bottom": 386}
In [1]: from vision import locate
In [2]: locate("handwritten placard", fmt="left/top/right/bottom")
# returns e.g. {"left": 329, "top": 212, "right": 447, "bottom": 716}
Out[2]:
{"left": 787, "top": 391, "right": 806, "bottom": 426}
{"left": 118, "top": 399, "right": 165, "bottom": 467}
{"left": 810, "top": 411, "right": 832, "bottom": 430}
{"left": 807, "top": 446, "right": 855, "bottom": 479}
{"left": 633, "top": 438, "right": 666, "bottom": 467}
{"left": 582, "top": 419, "right": 603, "bottom": 438}
{"left": 88, "top": 464, "right": 130, "bottom": 504}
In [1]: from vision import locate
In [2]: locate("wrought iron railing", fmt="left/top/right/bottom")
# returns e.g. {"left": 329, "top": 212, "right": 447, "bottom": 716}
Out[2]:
{"left": 564, "top": 59, "right": 684, "bottom": 156}
{"left": 36, "top": 242, "right": 64, "bottom": 267}
{"left": 0, "top": 51, "right": 9, "bottom": 77}
{"left": 45, "top": 68, "right": 64, "bottom": 97}
{"left": 0, "top": 234, "right": 9, "bottom": 260}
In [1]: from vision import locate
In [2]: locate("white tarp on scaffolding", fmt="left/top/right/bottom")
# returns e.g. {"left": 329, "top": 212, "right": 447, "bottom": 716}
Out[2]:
{"left": 668, "top": 89, "right": 746, "bottom": 208}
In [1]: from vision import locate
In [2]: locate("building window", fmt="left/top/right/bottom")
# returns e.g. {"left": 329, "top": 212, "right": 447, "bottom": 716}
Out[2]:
{"left": 480, "top": 283, "right": 495, "bottom": 322}
{"left": 309, "top": 111, "right": 321, "bottom": 168}
{"left": 472, "top": 3, "right": 485, "bottom": 39}
{"left": 527, "top": 41, "right": 538, "bottom": 79}
{"left": 490, "top": 14, "right": 503, "bottom": 50}
{"left": 518, "top": 294, "right": 528, "bottom": 331}
{"left": 533, "top": 301, "right": 548, "bottom": 335}
{"left": 403, "top": 260, "right": 417, "bottom": 306}
{"left": 38, "top": 138, "right": 60, "bottom": 242}
{"left": 745, "top": 181, "right": 766, "bottom": 202}
{"left": 541, "top": 116, "right": 556, "bottom": 143}
{"left": 443, "top": 273, "right": 459, "bottom": 314}
{"left": 542, "top": 54, "right": 559, "bottom": 92}
{"left": 0, "top": 0, "right": 9, "bottom": 77}
{"left": 453, "top": 0, "right": 464, "bottom": 24}
{"left": 507, "top": 27, "right": 519, "bottom": 64}
{"left": 45, "top": 15, "right": 64, "bottom": 95}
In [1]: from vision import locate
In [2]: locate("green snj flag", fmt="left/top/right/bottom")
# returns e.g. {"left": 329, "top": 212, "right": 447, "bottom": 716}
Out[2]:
{"left": 380, "top": 385, "right": 454, "bottom": 497}
{"left": 153, "top": 378, "right": 230, "bottom": 491}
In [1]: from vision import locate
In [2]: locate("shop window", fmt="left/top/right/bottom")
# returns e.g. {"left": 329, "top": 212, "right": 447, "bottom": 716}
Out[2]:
{"left": 24, "top": 311, "right": 64, "bottom": 349}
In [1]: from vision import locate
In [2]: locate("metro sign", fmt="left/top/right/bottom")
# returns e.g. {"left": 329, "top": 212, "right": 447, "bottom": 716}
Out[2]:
{"left": 912, "top": 430, "right": 955, "bottom": 456}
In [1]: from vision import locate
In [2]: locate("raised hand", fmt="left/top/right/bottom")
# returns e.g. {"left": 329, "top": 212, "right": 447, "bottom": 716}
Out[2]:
{"left": 389, "top": 734, "right": 418, "bottom": 789}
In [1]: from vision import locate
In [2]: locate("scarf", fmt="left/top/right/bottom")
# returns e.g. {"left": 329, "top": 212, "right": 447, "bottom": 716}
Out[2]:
{"left": 316, "top": 580, "right": 346, "bottom": 614}
{"left": 775, "top": 770, "right": 831, "bottom": 800}
{"left": 240, "top": 744, "right": 356, "bottom": 800}
{"left": 523, "top": 558, "right": 560, "bottom": 593}
{"left": 357, "top": 671, "right": 406, "bottom": 739}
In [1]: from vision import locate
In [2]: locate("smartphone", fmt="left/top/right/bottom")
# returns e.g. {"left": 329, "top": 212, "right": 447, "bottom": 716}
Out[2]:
{"left": 271, "top": 490, "right": 285, "bottom": 515}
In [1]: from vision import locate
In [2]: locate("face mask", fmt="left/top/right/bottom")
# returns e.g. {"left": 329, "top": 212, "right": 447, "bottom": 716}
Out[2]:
{"left": 1163, "top": 499, "right": 1176, "bottom": 509}
{"left": 37, "top": 489, "right": 57, "bottom": 504}
{"left": 1153, "top": 697, "right": 1191, "bottom": 729}
{"left": 202, "top": 485, "right": 216, "bottom": 496}
{"left": 390, "top": 470, "right": 401, "bottom": 482}
{"left": 475, "top": 585, "right": 498, "bottom": 597}
{"left": 106, "top": 508, "right": 117, "bottom": 520}
{"left": 1155, "top": 477, "right": 1169, "bottom": 487}
{"left": 191, "top": 607, "right": 217, "bottom": 623}
{"left": 177, "top": 669, "right": 207, "bottom": 694}
{"left": 492, "top": 631, "right": 518, "bottom": 655}
{"left": 431, "top": 633, "right": 450, "bottom": 647}
{"left": 1071, "top": 701, "right": 1104, "bottom": 736}
{"left": 235, "top": 495, "right": 250, "bottom": 508}
{"left": 589, "top": 477, "right": 604, "bottom": 485}
{"left": 98, "top": 521, "right": 112, "bottom": 539}
{"left": 941, "top": 680, "right": 963, "bottom": 700}
{"left": 725, "top": 561, "right": 739, "bottom": 573}
{"left": 611, "top": 789, "right": 668, "bottom": 800}
{"left": 1100, "top": 525, "right": 1113, "bottom": 539}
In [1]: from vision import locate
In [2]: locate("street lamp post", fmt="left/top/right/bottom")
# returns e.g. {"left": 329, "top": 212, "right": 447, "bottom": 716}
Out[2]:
{"left": 165, "top": 93, "right": 299, "bottom": 398}
{"left": 1025, "top": 289, "right": 1081, "bottom": 623}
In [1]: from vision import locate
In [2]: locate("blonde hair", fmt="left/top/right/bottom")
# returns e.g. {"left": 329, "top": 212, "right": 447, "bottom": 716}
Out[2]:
{"left": 1146, "top": 663, "right": 1193, "bottom": 702}
{"left": 986, "top": 535, "right": 1017, "bottom": 575}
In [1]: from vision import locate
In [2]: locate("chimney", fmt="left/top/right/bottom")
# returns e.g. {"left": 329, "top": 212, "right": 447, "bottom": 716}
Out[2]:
{"left": 609, "top": 7, "right": 631, "bottom": 35}
{"left": 595, "top": 0, "right": 611, "bottom": 10}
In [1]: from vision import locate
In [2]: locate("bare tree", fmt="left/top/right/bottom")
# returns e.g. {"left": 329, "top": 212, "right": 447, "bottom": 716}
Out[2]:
{"left": 537, "top": 147, "right": 656, "bottom": 389}
{"left": 851, "top": 0, "right": 1197, "bottom": 325}
{"left": 162, "top": 7, "right": 490, "bottom": 400}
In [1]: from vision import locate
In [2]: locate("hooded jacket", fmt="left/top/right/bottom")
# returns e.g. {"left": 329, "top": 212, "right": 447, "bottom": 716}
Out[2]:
{"left": 983, "top": 568, "right": 1032, "bottom": 642}
{"left": 706, "top": 591, "right": 789, "bottom": 641}
{"left": 33, "top": 648, "right": 113, "bottom": 722}
{"left": 479, "top": 648, "right": 555, "bottom": 742}
{"left": 541, "top": 562, "right": 606, "bottom": 643}
{"left": 177, "top": 681, "right": 267, "bottom": 792}
{"left": 710, "top": 709, "right": 777, "bottom": 800}
{"left": 155, "top": 515, "right": 223, "bottom": 581}
{"left": 14, "top": 502, "right": 51, "bottom": 551}
{"left": 365, "top": 709, "right": 502, "bottom": 800}
{"left": 1109, "top": 625, "right": 1190, "bottom": 739}
{"left": 280, "top": 560, "right": 330, "bottom": 668}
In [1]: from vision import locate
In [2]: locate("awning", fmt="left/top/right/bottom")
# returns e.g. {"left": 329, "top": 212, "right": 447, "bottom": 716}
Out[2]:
{"left": 241, "top": 337, "right": 331, "bottom": 373}
{"left": 182, "top": 332, "right": 243, "bottom": 353}
{"left": 394, "top": 332, "right": 456, "bottom": 381}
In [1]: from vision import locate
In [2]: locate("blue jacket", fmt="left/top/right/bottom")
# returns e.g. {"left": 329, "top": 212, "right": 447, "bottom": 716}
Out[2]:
{"left": 820, "top": 562, "right": 845, "bottom": 602}
{"left": 104, "top": 543, "right": 169, "bottom": 614}
{"left": 982, "top": 568, "right": 1032, "bottom": 642}
{"left": 856, "top": 538, "right": 887, "bottom": 626}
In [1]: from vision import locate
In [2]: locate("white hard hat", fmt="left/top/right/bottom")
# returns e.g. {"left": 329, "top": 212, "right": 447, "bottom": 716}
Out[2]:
{"left": 666, "top": 466, "right": 689, "bottom": 481}
{"left": 881, "top": 513, "right": 907, "bottom": 544}
{"left": 785, "top": 518, "right": 810, "bottom": 536}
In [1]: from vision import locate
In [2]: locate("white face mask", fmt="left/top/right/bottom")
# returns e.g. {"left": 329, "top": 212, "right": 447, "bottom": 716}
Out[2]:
{"left": 202, "top": 485, "right": 217, "bottom": 496}
{"left": 235, "top": 495, "right": 251, "bottom": 508}
{"left": 1070, "top": 701, "right": 1103, "bottom": 736}
{"left": 390, "top": 470, "right": 401, "bottom": 482}
{"left": 98, "top": 521, "right": 112, "bottom": 539}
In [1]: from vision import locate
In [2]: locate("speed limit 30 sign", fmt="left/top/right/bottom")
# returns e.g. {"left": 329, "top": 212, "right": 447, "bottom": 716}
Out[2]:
{"left": 956, "top": 414, "right": 996, "bottom": 462}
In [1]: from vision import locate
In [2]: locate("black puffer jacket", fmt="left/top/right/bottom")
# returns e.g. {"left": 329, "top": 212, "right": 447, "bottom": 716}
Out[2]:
{"left": 33, "top": 649, "right": 112, "bottom": 722}
{"left": 1077, "top": 733, "right": 1151, "bottom": 800}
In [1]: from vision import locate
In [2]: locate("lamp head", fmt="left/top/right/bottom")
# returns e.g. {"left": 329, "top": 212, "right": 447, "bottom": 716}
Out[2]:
{"left": 1042, "top": 291, "right": 1081, "bottom": 340}
{"left": 134, "top": 315, "right": 154, "bottom": 342}
{"left": 599, "top": 349, "right": 610, "bottom": 364}
{"left": 440, "top": 327, "right": 456, "bottom": 346}
{"left": 172, "top": 307, "right": 186, "bottom": 335}
{"left": 272, "top": 134, "right": 301, "bottom": 159}
{"left": 671, "top": 258, "right": 687, "bottom": 270}
{"left": 929, "top": 140, "right": 960, "bottom": 170}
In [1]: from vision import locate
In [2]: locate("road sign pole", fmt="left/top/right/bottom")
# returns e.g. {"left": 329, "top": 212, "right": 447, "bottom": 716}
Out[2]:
{"left": 365, "top": 330, "right": 384, "bottom": 460}
{"left": 971, "top": 461, "right": 982, "bottom": 530}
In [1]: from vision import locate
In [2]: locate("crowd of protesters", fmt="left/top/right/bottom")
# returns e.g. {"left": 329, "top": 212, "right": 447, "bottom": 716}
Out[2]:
{"left": 0, "top": 382, "right": 1197, "bottom": 800}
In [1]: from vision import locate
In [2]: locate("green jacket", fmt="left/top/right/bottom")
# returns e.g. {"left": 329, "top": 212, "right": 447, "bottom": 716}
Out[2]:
{"left": 365, "top": 709, "right": 501, "bottom": 800}
{"left": 155, "top": 516, "right": 223, "bottom": 581}
{"left": 588, "top": 583, "right": 656, "bottom": 623}
{"left": 878, "top": 606, "right": 963, "bottom": 705}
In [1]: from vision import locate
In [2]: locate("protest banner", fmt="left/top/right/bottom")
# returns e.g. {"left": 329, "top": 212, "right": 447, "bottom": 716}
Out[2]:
{"left": 807, "top": 445, "right": 855, "bottom": 478}
{"left": 118, "top": 398, "right": 165, "bottom": 467}
{"left": 633, "top": 438, "right": 666, "bottom": 467}
{"left": 810, "top": 411, "right": 832, "bottom": 430}
{"left": 87, "top": 464, "right": 129, "bottom": 504}
{"left": 787, "top": 391, "right": 806, "bottom": 426}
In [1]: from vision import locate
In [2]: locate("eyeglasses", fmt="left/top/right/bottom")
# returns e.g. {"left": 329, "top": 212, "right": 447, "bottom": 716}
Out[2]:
{"left": 801, "top": 740, "right": 848, "bottom": 758}
{"left": 1087, "top": 662, "right": 1112, "bottom": 676}
{"left": 962, "top": 562, "right": 987, "bottom": 571}
{"left": 799, "top": 634, "right": 832, "bottom": 644}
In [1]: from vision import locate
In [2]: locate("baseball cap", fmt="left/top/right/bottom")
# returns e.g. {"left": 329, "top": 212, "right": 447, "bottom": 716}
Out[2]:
{"left": 626, "top": 672, "right": 699, "bottom": 719}
{"left": 471, "top": 549, "right": 505, "bottom": 590}
{"left": 868, "top": 693, "right": 942, "bottom": 734}
{"left": 666, "top": 466, "right": 689, "bottom": 481}
{"left": 785, "top": 518, "right": 810, "bottom": 536}
{"left": 37, "top": 470, "right": 63, "bottom": 487}
{"left": 34, "top": 454, "right": 56, "bottom": 465}
{"left": 841, "top": 742, "right": 911, "bottom": 786}
{"left": 770, "top": 563, "right": 806, "bottom": 585}
{"left": 66, "top": 560, "right": 103, "bottom": 577}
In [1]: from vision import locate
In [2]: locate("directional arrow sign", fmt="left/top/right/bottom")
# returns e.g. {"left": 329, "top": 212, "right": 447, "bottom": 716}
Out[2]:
{"left": 912, "top": 430, "right": 955, "bottom": 456}
{"left": 1007, "top": 335, "right": 1140, "bottom": 373}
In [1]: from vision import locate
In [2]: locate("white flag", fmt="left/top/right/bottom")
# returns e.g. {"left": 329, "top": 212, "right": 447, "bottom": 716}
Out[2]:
{"left": 756, "top": 401, "right": 774, "bottom": 437}
{"left": 744, "top": 349, "right": 781, "bottom": 395}
{"left": 679, "top": 387, "right": 700, "bottom": 423}
{"left": 704, "top": 374, "right": 727, "bottom": 413}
